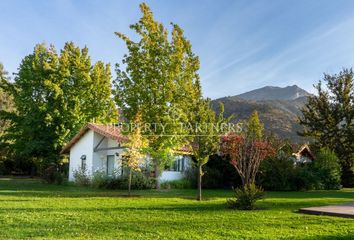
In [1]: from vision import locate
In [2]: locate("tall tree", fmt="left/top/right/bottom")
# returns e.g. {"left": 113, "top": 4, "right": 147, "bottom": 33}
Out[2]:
{"left": 299, "top": 69, "right": 354, "bottom": 187}
{"left": 0, "top": 63, "right": 14, "bottom": 136}
{"left": 189, "top": 100, "right": 228, "bottom": 200}
{"left": 0, "top": 43, "right": 117, "bottom": 171}
{"left": 114, "top": 3, "right": 200, "bottom": 188}
{"left": 0, "top": 63, "right": 14, "bottom": 162}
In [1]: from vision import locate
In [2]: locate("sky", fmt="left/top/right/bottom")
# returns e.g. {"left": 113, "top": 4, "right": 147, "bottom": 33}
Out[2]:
{"left": 1, "top": 0, "right": 354, "bottom": 99}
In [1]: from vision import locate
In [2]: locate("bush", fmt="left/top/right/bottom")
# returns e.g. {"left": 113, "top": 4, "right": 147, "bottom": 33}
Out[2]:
{"left": 91, "top": 171, "right": 110, "bottom": 189}
{"left": 73, "top": 167, "right": 90, "bottom": 186}
{"left": 127, "top": 171, "right": 155, "bottom": 190}
{"left": 313, "top": 148, "right": 341, "bottom": 190}
{"left": 91, "top": 170, "right": 155, "bottom": 190}
{"left": 183, "top": 155, "right": 242, "bottom": 189}
{"left": 258, "top": 149, "right": 341, "bottom": 191}
{"left": 258, "top": 151, "right": 296, "bottom": 191}
{"left": 227, "top": 184, "right": 265, "bottom": 210}
{"left": 42, "top": 164, "right": 65, "bottom": 185}
{"left": 161, "top": 179, "right": 192, "bottom": 189}
{"left": 293, "top": 163, "right": 322, "bottom": 190}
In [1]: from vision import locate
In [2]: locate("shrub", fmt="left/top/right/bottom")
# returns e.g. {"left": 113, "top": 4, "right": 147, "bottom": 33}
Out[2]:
{"left": 42, "top": 164, "right": 65, "bottom": 185}
{"left": 183, "top": 155, "right": 242, "bottom": 189}
{"left": 227, "top": 184, "right": 265, "bottom": 210}
{"left": 91, "top": 170, "right": 155, "bottom": 190}
{"left": 91, "top": 171, "right": 110, "bottom": 189}
{"left": 258, "top": 151, "right": 296, "bottom": 191}
{"left": 161, "top": 179, "right": 192, "bottom": 189}
{"left": 293, "top": 163, "right": 322, "bottom": 190}
{"left": 73, "top": 167, "right": 90, "bottom": 186}
{"left": 127, "top": 171, "right": 155, "bottom": 190}
{"left": 312, "top": 148, "right": 342, "bottom": 190}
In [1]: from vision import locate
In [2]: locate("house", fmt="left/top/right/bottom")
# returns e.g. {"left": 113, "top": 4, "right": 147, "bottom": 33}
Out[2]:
{"left": 292, "top": 144, "right": 315, "bottom": 163}
{"left": 60, "top": 123, "right": 192, "bottom": 182}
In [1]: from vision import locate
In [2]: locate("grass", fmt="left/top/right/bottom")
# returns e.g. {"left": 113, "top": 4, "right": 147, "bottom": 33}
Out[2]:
{"left": 0, "top": 178, "right": 353, "bottom": 239}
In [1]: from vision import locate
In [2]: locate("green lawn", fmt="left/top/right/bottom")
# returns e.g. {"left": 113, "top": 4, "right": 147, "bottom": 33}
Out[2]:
{"left": 0, "top": 178, "right": 353, "bottom": 239}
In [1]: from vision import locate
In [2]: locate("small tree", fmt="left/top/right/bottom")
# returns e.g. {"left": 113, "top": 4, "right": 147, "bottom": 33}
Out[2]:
{"left": 123, "top": 113, "right": 146, "bottom": 196}
{"left": 220, "top": 112, "right": 275, "bottom": 186}
{"left": 189, "top": 100, "right": 228, "bottom": 200}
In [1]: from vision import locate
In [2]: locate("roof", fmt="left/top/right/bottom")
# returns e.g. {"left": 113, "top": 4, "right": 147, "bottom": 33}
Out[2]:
{"left": 292, "top": 144, "right": 315, "bottom": 161}
{"left": 60, "top": 123, "right": 129, "bottom": 154}
{"left": 61, "top": 123, "right": 192, "bottom": 155}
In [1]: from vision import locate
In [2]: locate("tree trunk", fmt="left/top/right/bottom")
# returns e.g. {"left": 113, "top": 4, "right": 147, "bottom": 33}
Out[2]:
{"left": 154, "top": 164, "right": 160, "bottom": 190}
{"left": 197, "top": 164, "right": 202, "bottom": 201}
{"left": 128, "top": 168, "right": 132, "bottom": 196}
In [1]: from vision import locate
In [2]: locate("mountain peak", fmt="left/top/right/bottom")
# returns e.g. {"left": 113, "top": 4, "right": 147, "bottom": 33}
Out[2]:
{"left": 236, "top": 85, "right": 311, "bottom": 101}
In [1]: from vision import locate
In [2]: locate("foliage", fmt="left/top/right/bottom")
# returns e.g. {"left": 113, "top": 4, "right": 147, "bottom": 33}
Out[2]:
{"left": 122, "top": 113, "right": 147, "bottom": 195}
{"left": 184, "top": 155, "right": 242, "bottom": 189}
{"left": 226, "top": 184, "right": 265, "bottom": 210}
{"left": 0, "top": 63, "right": 15, "bottom": 165}
{"left": 220, "top": 112, "right": 275, "bottom": 186}
{"left": 312, "top": 148, "right": 342, "bottom": 190}
{"left": 0, "top": 43, "right": 117, "bottom": 173}
{"left": 258, "top": 151, "right": 296, "bottom": 191}
{"left": 259, "top": 148, "right": 342, "bottom": 191}
{"left": 91, "top": 170, "right": 110, "bottom": 189}
{"left": 160, "top": 179, "right": 192, "bottom": 189}
{"left": 188, "top": 100, "right": 229, "bottom": 200}
{"left": 113, "top": 3, "right": 201, "bottom": 188}
{"left": 299, "top": 68, "right": 354, "bottom": 187}
{"left": 91, "top": 170, "right": 155, "bottom": 190}
{"left": 73, "top": 166, "right": 90, "bottom": 186}
{"left": 42, "top": 164, "right": 65, "bottom": 185}
{"left": 245, "top": 111, "right": 263, "bottom": 140}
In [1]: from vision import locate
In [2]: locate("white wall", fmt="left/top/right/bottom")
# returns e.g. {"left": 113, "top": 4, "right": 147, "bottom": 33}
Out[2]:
{"left": 68, "top": 130, "right": 94, "bottom": 181}
{"left": 159, "top": 155, "right": 192, "bottom": 182}
{"left": 92, "top": 132, "right": 125, "bottom": 176}
{"left": 69, "top": 131, "right": 192, "bottom": 182}
{"left": 160, "top": 171, "right": 184, "bottom": 181}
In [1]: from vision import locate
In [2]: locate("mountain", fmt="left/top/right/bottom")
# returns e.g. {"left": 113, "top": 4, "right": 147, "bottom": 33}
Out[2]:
{"left": 236, "top": 85, "right": 312, "bottom": 101}
{"left": 212, "top": 85, "right": 312, "bottom": 143}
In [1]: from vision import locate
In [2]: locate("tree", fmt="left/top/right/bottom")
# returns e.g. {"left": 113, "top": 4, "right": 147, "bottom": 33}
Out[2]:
{"left": 114, "top": 3, "right": 200, "bottom": 188}
{"left": 220, "top": 112, "right": 275, "bottom": 186}
{"left": 0, "top": 63, "right": 14, "bottom": 163}
{"left": 123, "top": 113, "right": 146, "bottom": 196}
{"left": 299, "top": 69, "right": 354, "bottom": 187}
{"left": 188, "top": 99, "right": 228, "bottom": 200}
{"left": 0, "top": 43, "right": 117, "bottom": 172}
{"left": 0, "top": 63, "right": 14, "bottom": 136}
{"left": 245, "top": 111, "right": 263, "bottom": 140}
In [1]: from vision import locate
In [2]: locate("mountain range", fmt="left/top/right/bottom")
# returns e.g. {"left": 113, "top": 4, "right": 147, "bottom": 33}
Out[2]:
{"left": 211, "top": 85, "right": 312, "bottom": 143}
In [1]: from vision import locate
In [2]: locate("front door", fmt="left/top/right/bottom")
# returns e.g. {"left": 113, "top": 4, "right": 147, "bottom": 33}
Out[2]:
{"left": 107, "top": 155, "right": 115, "bottom": 176}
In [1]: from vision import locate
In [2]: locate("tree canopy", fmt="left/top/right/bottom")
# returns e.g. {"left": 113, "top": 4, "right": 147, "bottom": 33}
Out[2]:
{"left": 299, "top": 69, "right": 354, "bottom": 187}
{"left": 0, "top": 43, "right": 117, "bottom": 170}
{"left": 114, "top": 3, "right": 201, "bottom": 187}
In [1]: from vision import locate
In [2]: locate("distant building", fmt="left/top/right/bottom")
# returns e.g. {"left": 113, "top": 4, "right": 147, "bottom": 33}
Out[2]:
{"left": 292, "top": 144, "right": 315, "bottom": 164}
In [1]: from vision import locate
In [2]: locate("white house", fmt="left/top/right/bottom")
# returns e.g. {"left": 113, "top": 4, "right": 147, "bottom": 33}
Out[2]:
{"left": 61, "top": 123, "right": 192, "bottom": 182}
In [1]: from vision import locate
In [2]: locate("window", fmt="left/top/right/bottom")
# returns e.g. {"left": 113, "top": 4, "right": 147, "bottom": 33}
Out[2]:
{"left": 170, "top": 156, "right": 186, "bottom": 172}
{"left": 81, "top": 159, "right": 86, "bottom": 169}
{"left": 107, "top": 155, "right": 115, "bottom": 176}
{"left": 80, "top": 155, "right": 87, "bottom": 169}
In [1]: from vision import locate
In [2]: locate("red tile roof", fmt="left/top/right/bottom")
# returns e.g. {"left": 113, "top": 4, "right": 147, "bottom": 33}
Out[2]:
{"left": 60, "top": 123, "right": 129, "bottom": 154}
{"left": 61, "top": 123, "right": 192, "bottom": 155}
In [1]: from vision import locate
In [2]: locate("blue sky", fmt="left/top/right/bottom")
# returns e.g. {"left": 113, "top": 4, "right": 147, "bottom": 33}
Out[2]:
{"left": 1, "top": 0, "right": 354, "bottom": 99}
